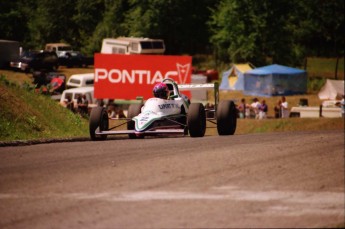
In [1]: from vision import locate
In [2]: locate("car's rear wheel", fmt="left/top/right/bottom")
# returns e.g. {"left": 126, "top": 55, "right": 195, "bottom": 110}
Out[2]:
{"left": 89, "top": 106, "right": 108, "bottom": 141}
{"left": 187, "top": 103, "right": 206, "bottom": 137}
{"left": 127, "top": 103, "right": 143, "bottom": 139}
{"left": 216, "top": 100, "right": 237, "bottom": 135}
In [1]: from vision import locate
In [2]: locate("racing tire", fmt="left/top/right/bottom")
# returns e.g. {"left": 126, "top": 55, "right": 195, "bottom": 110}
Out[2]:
{"left": 89, "top": 106, "right": 109, "bottom": 141}
{"left": 216, "top": 100, "right": 237, "bottom": 135}
{"left": 187, "top": 103, "right": 206, "bottom": 137}
{"left": 127, "top": 103, "right": 144, "bottom": 139}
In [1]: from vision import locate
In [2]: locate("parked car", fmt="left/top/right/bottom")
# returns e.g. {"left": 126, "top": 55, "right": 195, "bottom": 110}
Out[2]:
{"left": 66, "top": 73, "right": 94, "bottom": 88}
{"left": 58, "top": 51, "right": 93, "bottom": 68}
{"left": 10, "top": 50, "right": 59, "bottom": 72}
{"left": 192, "top": 68, "right": 219, "bottom": 82}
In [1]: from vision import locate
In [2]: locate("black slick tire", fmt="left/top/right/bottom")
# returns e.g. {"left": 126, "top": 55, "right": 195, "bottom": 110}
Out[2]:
{"left": 216, "top": 100, "right": 237, "bottom": 135}
{"left": 187, "top": 103, "right": 206, "bottom": 137}
{"left": 127, "top": 103, "right": 143, "bottom": 139}
{"left": 89, "top": 106, "right": 108, "bottom": 141}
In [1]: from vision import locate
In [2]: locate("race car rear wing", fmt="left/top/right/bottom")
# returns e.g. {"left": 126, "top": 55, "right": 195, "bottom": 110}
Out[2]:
{"left": 178, "top": 82, "right": 219, "bottom": 111}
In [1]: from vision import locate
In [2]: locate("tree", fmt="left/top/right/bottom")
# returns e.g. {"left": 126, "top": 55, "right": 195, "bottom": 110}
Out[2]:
{"left": 72, "top": 0, "right": 105, "bottom": 53}
{"left": 122, "top": 0, "right": 217, "bottom": 54}
{"left": 209, "top": 0, "right": 298, "bottom": 66}
{"left": 0, "top": 0, "right": 343, "bottom": 61}
{"left": 0, "top": 1, "right": 29, "bottom": 42}
{"left": 25, "top": 0, "right": 77, "bottom": 49}
{"left": 82, "top": 0, "right": 130, "bottom": 54}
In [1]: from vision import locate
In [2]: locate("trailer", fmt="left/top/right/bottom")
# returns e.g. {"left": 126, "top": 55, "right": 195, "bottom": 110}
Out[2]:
{"left": 101, "top": 37, "right": 165, "bottom": 55}
{"left": 0, "top": 40, "right": 20, "bottom": 69}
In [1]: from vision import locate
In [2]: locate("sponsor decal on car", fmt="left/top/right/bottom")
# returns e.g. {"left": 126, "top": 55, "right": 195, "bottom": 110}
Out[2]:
{"left": 158, "top": 103, "right": 179, "bottom": 109}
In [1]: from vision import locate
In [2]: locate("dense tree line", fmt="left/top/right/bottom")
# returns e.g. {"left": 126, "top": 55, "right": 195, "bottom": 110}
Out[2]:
{"left": 0, "top": 0, "right": 343, "bottom": 67}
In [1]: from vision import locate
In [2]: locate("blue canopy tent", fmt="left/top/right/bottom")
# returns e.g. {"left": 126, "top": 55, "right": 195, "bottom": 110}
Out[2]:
{"left": 244, "top": 64, "right": 307, "bottom": 96}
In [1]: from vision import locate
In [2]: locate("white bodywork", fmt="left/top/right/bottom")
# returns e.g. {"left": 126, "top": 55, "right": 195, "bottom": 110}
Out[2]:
{"left": 133, "top": 97, "right": 186, "bottom": 132}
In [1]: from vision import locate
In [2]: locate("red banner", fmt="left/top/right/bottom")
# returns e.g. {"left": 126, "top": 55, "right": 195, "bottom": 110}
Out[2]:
{"left": 94, "top": 54, "right": 192, "bottom": 100}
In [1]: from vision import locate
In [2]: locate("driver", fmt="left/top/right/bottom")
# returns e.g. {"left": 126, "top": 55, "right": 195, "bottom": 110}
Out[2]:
{"left": 153, "top": 83, "right": 170, "bottom": 100}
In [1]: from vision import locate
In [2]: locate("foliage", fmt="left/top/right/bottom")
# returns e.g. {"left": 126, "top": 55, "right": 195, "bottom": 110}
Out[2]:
{"left": 307, "top": 77, "right": 326, "bottom": 94}
{"left": 209, "top": 0, "right": 344, "bottom": 66}
{"left": 0, "top": 0, "right": 343, "bottom": 67}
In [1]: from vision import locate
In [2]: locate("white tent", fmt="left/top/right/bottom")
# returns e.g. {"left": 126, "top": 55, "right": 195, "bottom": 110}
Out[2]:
{"left": 318, "top": 79, "right": 344, "bottom": 100}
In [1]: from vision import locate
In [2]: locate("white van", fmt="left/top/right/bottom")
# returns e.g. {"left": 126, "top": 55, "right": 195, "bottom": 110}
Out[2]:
{"left": 60, "top": 87, "right": 97, "bottom": 111}
{"left": 66, "top": 73, "right": 94, "bottom": 88}
{"left": 101, "top": 37, "right": 165, "bottom": 55}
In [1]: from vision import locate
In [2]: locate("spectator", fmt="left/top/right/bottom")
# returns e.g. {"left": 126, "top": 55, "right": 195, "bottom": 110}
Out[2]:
{"left": 65, "top": 95, "right": 74, "bottom": 112}
{"left": 76, "top": 94, "right": 82, "bottom": 113}
{"left": 250, "top": 98, "right": 261, "bottom": 119}
{"left": 259, "top": 99, "right": 268, "bottom": 119}
{"left": 118, "top": 109, "right": 126, "bottom": 118}
{"left": 281, "top": 96, "right": 289, "bottom": 118}
{"left": 81, "top": 94, "right": 89, "bottom": 115}
{"left": 274, "top": 100, "right": 282, "bottom": 118}
{"left": 238, "top": 98, "right": 249, "bottom": 119}
{"left": 77, "top": 94, "right": 88, "bottom": 115}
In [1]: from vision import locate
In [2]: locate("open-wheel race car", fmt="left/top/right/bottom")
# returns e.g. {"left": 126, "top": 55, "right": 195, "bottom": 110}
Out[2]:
{"left": 89, "top": 78, "right": 237, "bottom": 140}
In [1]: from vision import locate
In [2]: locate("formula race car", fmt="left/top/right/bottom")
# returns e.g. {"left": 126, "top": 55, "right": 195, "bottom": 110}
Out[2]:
{"left": 89, "top": 78, "right": 237, "bottom": 140}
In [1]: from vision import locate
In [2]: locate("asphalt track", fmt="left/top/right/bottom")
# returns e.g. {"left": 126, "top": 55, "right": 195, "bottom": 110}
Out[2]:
{"left": 0, "top": 130, "right": 344, "bottom": 228}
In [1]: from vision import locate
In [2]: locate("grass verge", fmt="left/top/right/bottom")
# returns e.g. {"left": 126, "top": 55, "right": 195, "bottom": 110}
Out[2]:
{"left": 0, "top": 75, "right": 89, "bottom": 141}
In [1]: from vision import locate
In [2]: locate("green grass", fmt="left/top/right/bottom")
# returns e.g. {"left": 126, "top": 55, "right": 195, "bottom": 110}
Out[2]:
{"left": 206, "top": 118, "right": 344, "bottom": 136}
{"left": 0, "top": 75, "right": 89, "bottom": 141}
{"left": 307, "top": 57, "right": 344, "bottom": 79}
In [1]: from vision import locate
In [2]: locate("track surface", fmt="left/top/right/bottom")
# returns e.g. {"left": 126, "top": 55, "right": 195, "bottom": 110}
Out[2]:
{"left": 0, "top": 130, "right": 344, "bottom": 228}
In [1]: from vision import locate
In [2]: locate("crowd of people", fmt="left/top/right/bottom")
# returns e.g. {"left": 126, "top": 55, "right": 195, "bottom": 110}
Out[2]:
{"left": 237, "top": 96, "right": 289, "bottom": 119}
{"left": 64, "top": 94, "right": 89, "bottom": 117}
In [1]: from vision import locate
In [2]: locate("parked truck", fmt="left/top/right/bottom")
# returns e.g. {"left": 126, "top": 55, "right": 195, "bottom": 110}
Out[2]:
{"left": 0, "top": 40, "right": 20, "bottom": 69}
{"left": 45, "top": 43, "right": 93, "bottom": 67}
{"left": 45, "top": 43, "right": 73, "bottom": 57}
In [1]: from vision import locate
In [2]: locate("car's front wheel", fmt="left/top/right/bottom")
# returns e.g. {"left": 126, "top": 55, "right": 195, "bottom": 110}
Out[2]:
{"left": 187, "top": 103, "right": 206, "bottom": 137}
{"left": 89, "top": 106, "right": 109, "bottom": 141}
{"left": 127, "top": 103, "right": 143, "bottom": 139}
{"left": 216, "top": 100, "right": 237, "bottom": 135}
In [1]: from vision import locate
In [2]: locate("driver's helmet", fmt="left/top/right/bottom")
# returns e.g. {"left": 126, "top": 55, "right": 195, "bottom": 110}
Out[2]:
{"left": 153, "top": 82, "right": 169, "bottom": 99}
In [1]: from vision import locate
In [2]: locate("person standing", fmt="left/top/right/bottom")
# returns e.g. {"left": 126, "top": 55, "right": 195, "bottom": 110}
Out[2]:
{"left": 238, "top": 98, "right": 249, "bottom": 119}
{"left": 80, "top": 94, "right": 89, "bottom": 115}
{"left": 259, "top": 99, "right": 268, "bottom": 119}
{"left": 65, "top": 95, "right": 74, "bottom": 112}
{"left": 77, "top": 94, "right": 88, "bottom": 115}
{"left": 250, "top": 98, "right": 261, "bottom": 119}
{"left": 281, "top": 96, "right": 289, "bottom": 118}
{"left": 77, "top": 94, "right": 83, "bottom": 113}
{"left": 274, "top": 100, "right": 282, "bottom": 118}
